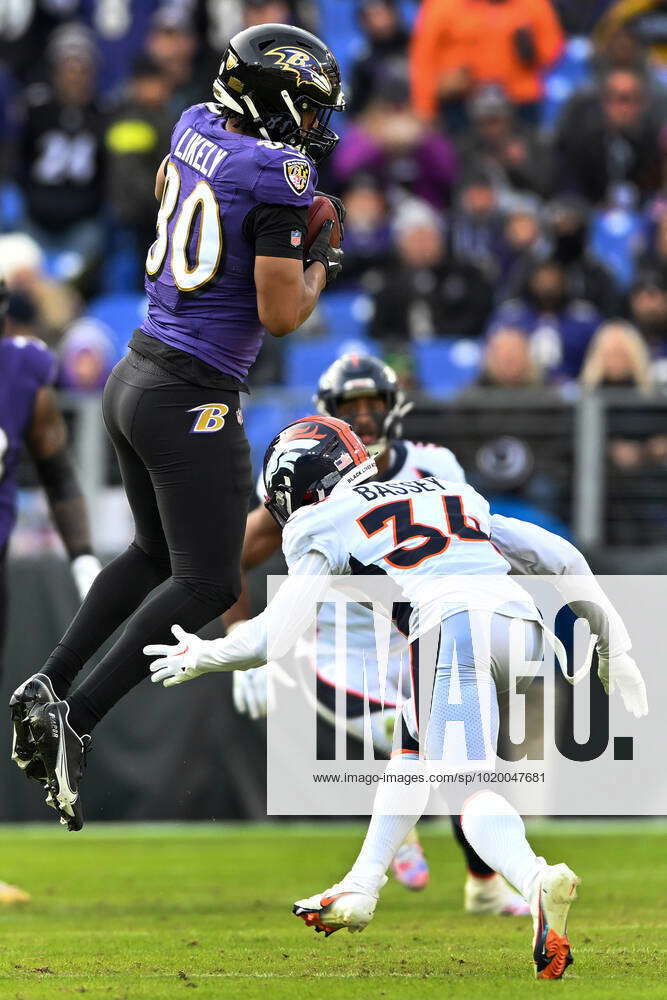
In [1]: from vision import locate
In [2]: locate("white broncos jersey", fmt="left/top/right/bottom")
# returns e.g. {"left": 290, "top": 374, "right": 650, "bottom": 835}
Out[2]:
{"left": 282, "top": 470, "right": 540, "bottom": 706}
{"left": 258, "top": 441, "right": 465, "bottom": 706}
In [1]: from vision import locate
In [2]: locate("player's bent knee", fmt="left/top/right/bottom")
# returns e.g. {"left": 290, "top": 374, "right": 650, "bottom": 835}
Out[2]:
{"left": 173, "top": 575, "right": 240, "bottom": 612}
{"left": 130, "top": 540, "right": 171, "bottom": 578}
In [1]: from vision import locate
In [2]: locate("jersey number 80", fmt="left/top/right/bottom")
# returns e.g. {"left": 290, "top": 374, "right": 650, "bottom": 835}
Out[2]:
{"left": 146, "top": 162, "right": 223, "bottom": 292}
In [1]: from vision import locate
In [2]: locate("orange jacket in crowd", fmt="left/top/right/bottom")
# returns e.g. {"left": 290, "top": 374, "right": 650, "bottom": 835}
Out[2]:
{"left": 410, "top": 0, "right": 564, "bottom": 119}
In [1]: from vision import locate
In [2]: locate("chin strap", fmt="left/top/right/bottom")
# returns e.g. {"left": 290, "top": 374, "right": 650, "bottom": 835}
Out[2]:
{"left": 241, "top": 94, "right": 271, "bottom": 141}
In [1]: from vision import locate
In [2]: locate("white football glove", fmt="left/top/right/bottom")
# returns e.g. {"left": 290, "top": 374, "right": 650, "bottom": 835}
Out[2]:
{"left": 597, "top": 650, "right": 648, "bottom": 719}
{"left": 145, "top": 625, "right": 206, "bottom": 687}
{"left": 71, "top": 554, "right": 102, "bottom": 602}
{"left": 233, "top": 666, "right": 268, "bottom": 720}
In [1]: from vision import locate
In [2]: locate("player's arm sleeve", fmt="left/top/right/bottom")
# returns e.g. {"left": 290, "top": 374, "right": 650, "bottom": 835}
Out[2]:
{"left": 434, "top": 448, "right": 466, "bottom": 484}
{"left": 197, "top": 550, "right": 333, "bottom": 670}
{"left": 243, "top": 203, "right": 308, "bottom": 260}
{"left": 490, "top": 514, "right": 631, "bottom": 656}
{"left": 26, "top": 385, "right": 95, "bottom": 561}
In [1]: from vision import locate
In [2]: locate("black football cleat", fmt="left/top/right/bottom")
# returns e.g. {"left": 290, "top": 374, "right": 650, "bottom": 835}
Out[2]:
{"left": 27, "top": 701, "right": 91, "bottom": 832}
{"left": 10, "top": 673, "right": 57, "bottom": 780}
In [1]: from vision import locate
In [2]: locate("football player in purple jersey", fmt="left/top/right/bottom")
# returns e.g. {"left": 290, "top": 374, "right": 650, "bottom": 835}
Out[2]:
{"left": 0, "top": 281, "right": 101, "bottom": 887}
{"left": 10, "top": 23, "right": 346, "bottom": 830}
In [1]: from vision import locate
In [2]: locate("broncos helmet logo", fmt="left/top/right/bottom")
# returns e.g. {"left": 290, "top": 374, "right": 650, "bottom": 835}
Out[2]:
{"left": 265, "top": 46, "right": 333, "bottom": 96}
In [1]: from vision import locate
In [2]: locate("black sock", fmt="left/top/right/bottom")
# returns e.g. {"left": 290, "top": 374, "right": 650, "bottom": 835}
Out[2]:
{"left": 66, "top": 578, "right": 226, "bottom": 735}
{"left": 41, "top": 542, "right": 171, "bottom": 697}
{"left": 450, "top": 813, "right": 495, "bottom": 877}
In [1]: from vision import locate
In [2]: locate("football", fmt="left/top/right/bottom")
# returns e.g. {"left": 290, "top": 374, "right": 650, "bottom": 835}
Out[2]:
{"left": 305, "top": 195, "right": 341, "bottom": 253}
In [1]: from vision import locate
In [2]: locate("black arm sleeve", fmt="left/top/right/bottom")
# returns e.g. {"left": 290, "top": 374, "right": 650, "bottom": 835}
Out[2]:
{"left": 33, "top": 450, "right": 93, "bottom": 560}
{"left": 243, "top": 203, "right": 308, "bottom": 260}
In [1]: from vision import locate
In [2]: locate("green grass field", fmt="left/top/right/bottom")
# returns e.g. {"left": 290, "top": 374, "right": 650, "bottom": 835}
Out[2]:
{"left": 0, "top": 821, "right": 664, "bottom": 999}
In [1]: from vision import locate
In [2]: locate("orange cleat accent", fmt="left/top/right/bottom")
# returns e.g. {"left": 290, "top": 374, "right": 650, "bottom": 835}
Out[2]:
{"left": 536, "top": 928, "right": 573, "bottom": 980}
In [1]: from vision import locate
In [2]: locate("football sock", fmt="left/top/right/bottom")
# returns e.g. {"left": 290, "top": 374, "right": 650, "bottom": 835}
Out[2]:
{"left": 348, "top": 756, "right": 429, "bottom": 890}
{"left": 65, "top": 577, "right": 224, "bottom": 735}
{"left": 41, "top": 542, "right": 171, "bottom": 698}
{"left": 450, "top": 813, "right": 495, "bottom": 877}
{"left": 461, "top": 791, "right": 545, "bottom": 898}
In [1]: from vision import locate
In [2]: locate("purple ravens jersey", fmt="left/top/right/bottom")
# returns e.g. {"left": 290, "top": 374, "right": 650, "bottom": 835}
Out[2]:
{"left": 141, "top": 103, "right": 317, "bottom": 382}
{"left": 0, "top": 337, "right": 57, "bottom": 548}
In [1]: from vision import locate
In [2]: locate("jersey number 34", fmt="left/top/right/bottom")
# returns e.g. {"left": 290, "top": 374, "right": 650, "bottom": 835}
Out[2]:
{"left": 358, "top": 496, "right": 488, "bottom": 570}
{"left": 146, "top": 162, "right": 222, "bottom": 292}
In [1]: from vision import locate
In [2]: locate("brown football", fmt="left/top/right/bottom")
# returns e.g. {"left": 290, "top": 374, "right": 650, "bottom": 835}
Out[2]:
{"left": 305, "top": 195, "right": 341, "bottom": 253}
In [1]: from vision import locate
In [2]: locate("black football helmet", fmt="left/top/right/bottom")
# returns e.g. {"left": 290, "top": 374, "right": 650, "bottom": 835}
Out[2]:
{"left": 263, "top": 415, "right": 377, "bottom": 527}
{"left": 314, "top": 353, "right": 411, "bottom": 457}
{"left": 213, "top": 23, "right": 345, "bottom": 163}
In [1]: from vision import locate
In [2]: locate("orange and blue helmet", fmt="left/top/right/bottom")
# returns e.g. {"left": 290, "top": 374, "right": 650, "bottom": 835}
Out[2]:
{"left": 263, "top": 414, "right": 376, "bottom": 526}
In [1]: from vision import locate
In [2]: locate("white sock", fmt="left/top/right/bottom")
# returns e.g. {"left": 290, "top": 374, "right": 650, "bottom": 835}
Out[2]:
{"left": 461, "top": 791, "right": 545, "bottom": 898}
{"left": 347, "top": 756, "right": 429, "bottom": 891}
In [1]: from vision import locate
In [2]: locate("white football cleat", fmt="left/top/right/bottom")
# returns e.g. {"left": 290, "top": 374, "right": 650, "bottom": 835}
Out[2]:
{"left": 293, "top": 876, "right": 386, "bottom": 937}
{"left": 529, "top": 863, "right": 580, "bottom": 979}
{"left": 465, "top": 872, "right": 530, "bottom": 916}
{"left": 391, "top": 841, "right": 430, "bottom": 891}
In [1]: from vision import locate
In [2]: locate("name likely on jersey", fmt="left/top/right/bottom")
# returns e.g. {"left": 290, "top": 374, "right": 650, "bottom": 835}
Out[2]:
{"left": 173, "top": 127, "right": 228, "bottom": 178}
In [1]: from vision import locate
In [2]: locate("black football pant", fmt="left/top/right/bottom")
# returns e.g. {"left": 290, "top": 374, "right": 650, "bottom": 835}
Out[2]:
{"left": 42, "top": 351, "right": 252, "bottom": 734}
{"left": 0, "top": 545, "right": 6, "bottom": 682}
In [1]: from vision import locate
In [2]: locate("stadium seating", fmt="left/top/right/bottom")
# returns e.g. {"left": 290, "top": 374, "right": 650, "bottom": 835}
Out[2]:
{"left": 85, "top": 293, "right": 148, "bottom": 362}
{"left": 541, "top": 36, "right": 593, "bottom": 129}
{"left": 412, "top": 339, "right": 482, "bottom": 397}
{"left": 284, "top": 332, "right": 376, "bottom": 388}
{"left": 590, "top": 206, "right": 650, "bottom": 290}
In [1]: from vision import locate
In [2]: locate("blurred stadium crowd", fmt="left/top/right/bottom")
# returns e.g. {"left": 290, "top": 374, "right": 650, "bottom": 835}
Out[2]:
{"left": 3, "top": 0, "right": 667, "bottom": 551}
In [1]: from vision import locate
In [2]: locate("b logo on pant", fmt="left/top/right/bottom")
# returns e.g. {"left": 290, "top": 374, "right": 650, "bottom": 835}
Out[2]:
{"left": 188, "top": 403, "right": 229, "bottom": 433}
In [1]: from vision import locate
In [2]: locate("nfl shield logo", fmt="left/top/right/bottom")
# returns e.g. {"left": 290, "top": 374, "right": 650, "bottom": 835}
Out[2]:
{"left": 290, "top": 229, "right": 302, "bottom": 247}
{"left": 284, "top": 158, "right": 311, "bottom": 196}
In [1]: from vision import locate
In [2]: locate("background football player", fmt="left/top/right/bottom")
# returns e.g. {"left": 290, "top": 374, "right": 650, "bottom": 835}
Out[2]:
{"left": 0, "top": 280, "right": 101, "bottom": 897}
{"left": 10, "top": 23, "right": 346, "bottom": 831}
{"left": 146, "top": 414, "right": 646, "bottom": 980}
{"left": 227, "top": 353, "right": 528, "bottom": 913}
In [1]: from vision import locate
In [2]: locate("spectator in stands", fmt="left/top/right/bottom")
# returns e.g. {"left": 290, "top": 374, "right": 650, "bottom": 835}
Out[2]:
{"left": 627, "top": 269, "right": 667, "bottom": 353}
{"left": 506, "top": 196, "right": 622, "bottom": 311}
{"left": 58, "top": 317, "right": 116, "bottom": 391}
{"left": 595, "top": 1, "right": 667, "bottom": 69}
{"left": 555, "top": 66, "right": 664, "bottom": 204}
{"left": 333, "top": 78, "right": 458, "bottom": 208}
{"left": 105, "top": 55, "right": 173, "bottom": 287}
{"left": 348, "top": 0, "right": 410, "bottom": 115}
{"left": 243, "top": 0, "right": 312, "bottom": 27}
{"left": 456, "top": 85, "right": 551, "bottom": 197}
{"left": 490, "top": 258, "right": 601, "bottom": 378}
{"left": 475, "top": 325, "right": 544, "bottom": 387}
{"left": 0, "top": 232, "right": 79, "bottom": 346}
{"left": 447, "top": 170, "right": 504, "bottom": 278}
{"left": 146, "top": 6, "right": 211, "bottom": 116}
{"left": 410, "top": 0, "right": 564, "bottom": 131}
{"left": 338, "top": 175, "right": 393, "bottom": 287}
{"left": 369, "top": 199, "right": 494, "bottom": 342}
{"left": 640, "top": 201, "right": 667, "bottom": 276}
{"left": 580, "top": 319, "right": 655, "bottom": 392}
{"left": 4, "top": 291, "right": 40, "bottom": 341}
{"left": 244, "top": 0, "right": 292, "bottom": 23}
{"left": 555, "top": 0, "right": 614, "bottom": 36}
{"left": 16, "top": 24, "right": 106, "bottom": 290}
{"left": 496, "top": 196, "right": 548, "bottom": 287}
